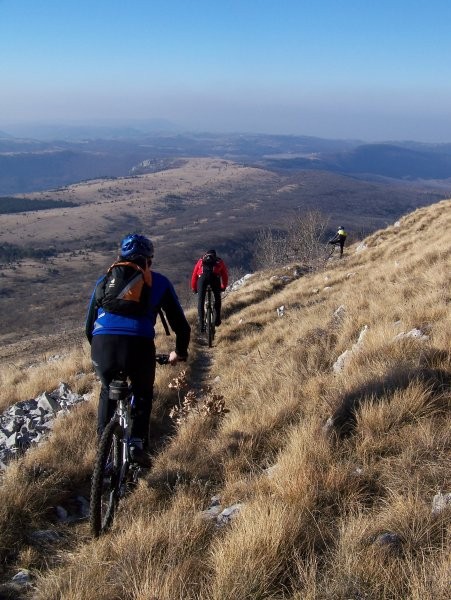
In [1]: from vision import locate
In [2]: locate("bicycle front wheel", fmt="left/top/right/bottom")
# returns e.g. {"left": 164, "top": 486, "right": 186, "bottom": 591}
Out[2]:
{"left": 90, "top": 418, "right": 124, "bottom": 537}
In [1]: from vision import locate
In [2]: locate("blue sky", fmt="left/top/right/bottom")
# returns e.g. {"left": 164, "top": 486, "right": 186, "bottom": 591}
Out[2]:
{"left": 1, "top": 0, "right": 451, "bottom": 141}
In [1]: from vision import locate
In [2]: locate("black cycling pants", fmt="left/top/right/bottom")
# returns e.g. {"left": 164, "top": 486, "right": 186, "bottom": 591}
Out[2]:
{"left": 330, "top": 239, "right": 345, "bottom": 255}
{"left": 91, "top": 334, "right": 156, "bottom": 442}
{"left": 197, "top": 274, "right": 221, "bottom": 324}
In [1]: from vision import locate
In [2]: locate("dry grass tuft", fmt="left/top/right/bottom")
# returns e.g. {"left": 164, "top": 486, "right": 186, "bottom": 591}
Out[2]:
{"left": 0, "top": 341, "right": 93, "bottom": 410}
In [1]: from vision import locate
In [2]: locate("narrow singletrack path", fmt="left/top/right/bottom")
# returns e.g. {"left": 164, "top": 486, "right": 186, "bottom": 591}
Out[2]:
{"left": 188, "top": 328, "right": 217, "bottom": 393}
{"left": 148, "top": 327, "right": 216, "bottom": 452}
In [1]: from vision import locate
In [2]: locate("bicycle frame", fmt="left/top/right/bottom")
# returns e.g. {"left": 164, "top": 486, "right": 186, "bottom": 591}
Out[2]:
{"left": 116, "top": 388, "right": 135, "bottom": 496}
{"left": 112, "top": 352, "right": 170, "bottom": 466}
{"left": 325, "top": 243, "right": 336, "bottom": 261}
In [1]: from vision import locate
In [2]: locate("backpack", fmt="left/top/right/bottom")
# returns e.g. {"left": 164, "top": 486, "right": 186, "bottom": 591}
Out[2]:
{"left": 95, "top": 261, "right": 152, "bottom": 316}
{"left": 202, "top": 253, "right": 218, "bottom": 276}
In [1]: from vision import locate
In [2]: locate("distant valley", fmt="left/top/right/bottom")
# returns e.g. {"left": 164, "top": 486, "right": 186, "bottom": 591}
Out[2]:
{"left": 1, "top": 130, "right": 451, "bottom": 359}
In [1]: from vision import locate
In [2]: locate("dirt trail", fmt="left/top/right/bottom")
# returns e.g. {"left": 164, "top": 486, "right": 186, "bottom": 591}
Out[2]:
{"left": 147, "top": 328, "right": 217, "bottom": 454}
{"left": 188, "top": 329, "right": 217, "bottom": 393}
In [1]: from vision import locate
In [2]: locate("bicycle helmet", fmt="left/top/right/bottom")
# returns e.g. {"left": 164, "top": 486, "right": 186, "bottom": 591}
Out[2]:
{"left": 120, "top": 234, "right": 154, "bottom": 259}
{"left": 206, "top": 249, "right": 216, "bottom": 256}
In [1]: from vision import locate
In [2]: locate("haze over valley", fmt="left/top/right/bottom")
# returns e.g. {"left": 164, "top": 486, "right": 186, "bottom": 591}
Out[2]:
{"left": 2, "top": 130, "right": 451, "bottom": 195}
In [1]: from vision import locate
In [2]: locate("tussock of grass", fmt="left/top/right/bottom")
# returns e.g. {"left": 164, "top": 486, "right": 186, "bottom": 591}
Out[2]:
{"left": 1, "top": 199, "right": 450, "bottom": 598}
{"left": 208, "top": 499, "right": 302, "bottom": 599}
{"left": 0, "top": 342, "right": 93, "bottom": 410}
{"left": 0, "top": 463, "right": 62, "bottom": 556}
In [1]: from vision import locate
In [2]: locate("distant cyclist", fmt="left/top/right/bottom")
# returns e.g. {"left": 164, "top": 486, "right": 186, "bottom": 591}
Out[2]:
{"left": 191, "top": 249, "right": 228, "bottom": 331}
{"left": 328, "top": 226, "right": 348, "bottom": 257}
{"left": 85, "top": 233, "right": 190, "bottom": 467}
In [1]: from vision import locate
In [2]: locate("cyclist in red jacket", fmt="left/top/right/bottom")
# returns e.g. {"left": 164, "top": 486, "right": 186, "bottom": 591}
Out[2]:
{"left": 191, "top": 249, "right": 228, "bottom": 331}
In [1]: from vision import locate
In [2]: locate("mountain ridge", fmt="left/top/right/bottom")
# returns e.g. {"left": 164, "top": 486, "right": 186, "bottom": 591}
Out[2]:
{"left": 2, "top": 132, "right": 451, "bottom": 195}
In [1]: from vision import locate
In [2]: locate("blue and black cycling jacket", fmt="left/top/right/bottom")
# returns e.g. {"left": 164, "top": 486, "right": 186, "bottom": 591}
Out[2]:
{"left": 85, "top": 270, "right": 190, "bottom": 359}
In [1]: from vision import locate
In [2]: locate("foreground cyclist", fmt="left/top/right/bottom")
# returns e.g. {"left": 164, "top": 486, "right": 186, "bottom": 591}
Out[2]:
{"left": 85, "top": 234, "right": 190, "bottom": 467}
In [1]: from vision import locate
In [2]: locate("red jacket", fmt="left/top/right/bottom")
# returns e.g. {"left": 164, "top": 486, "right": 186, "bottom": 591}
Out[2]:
{"left": 191, "top": 257, "right": 228, "bottom": 292}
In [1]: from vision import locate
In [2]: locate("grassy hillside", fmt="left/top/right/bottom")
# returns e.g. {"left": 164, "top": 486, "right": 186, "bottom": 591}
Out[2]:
{"left": 0, "top": 199, "right": 449, "bottom": 599}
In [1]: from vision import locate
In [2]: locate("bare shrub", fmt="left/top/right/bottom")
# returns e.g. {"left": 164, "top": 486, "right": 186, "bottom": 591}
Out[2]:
{"left": 286, "top": 209, "right": 330, "bottom": 270}
{"left": 253, "top": 209, "right": 329, "bottom": 271}
{"left": 253, "top": 226, "right": 287, "bottom": 269}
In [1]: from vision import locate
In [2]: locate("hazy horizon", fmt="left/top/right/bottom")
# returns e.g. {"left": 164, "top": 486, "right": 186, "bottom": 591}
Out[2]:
{"left": 2, "top": 0, "right": 451, "bottom": 143}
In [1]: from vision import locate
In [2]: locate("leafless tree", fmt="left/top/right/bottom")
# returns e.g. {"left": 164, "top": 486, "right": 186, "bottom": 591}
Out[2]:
{"left": 253, "top": 209, "right": 329, "bottom": 272}
{"left": 286, "top": 209, "right": 330, "bottom": 271}
{"left": 253, "top": 227, "right": 287, "bottom": 270}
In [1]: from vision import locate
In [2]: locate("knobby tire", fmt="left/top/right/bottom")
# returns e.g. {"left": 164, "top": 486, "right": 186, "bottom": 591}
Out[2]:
{"left": 207, "top": 304, "right": 214, "bottom": 347}
{"left": 90, "top": 417, "right": 124, "bottom": 537}
{"left": 325, "top": 245, "right": 335, "bottom": 262}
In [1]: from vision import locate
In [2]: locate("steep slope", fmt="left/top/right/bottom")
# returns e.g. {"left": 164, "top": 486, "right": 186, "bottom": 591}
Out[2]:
{"left": 0, "top": 199, "right": 449, "bottom": 599}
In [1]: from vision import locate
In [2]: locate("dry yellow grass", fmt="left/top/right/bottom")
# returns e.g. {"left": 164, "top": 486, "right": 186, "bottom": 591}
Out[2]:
{"left": 0, "top": 199, "right": 449, "bottom": 598}
{"left": 0, "top": 341, "right": 93, "bottom": 410}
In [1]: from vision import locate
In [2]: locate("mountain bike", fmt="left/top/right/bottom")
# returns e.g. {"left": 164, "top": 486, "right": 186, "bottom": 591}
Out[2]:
{"left": 89, "top": 353, "right": 169, "bottom": 537}
{"left": 325, "top": 243, "right": 337, "bottom": 261}
{"left": 204, "top": 284, "right": 216, "bottom": 347}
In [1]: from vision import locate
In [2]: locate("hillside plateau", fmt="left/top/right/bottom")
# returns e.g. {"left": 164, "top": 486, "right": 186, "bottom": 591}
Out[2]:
{"left": 0, "top": 198, "right": 449, "bottom": 599}
{"left": 0, "top": 156, "right": 447, "bottom": 361}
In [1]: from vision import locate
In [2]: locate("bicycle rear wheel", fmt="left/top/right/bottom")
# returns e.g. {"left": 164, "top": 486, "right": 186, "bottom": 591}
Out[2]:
{"left": 206, "top": 304, "right": 214, "bottom": 347}
{"left": 90, "top": 418, "right": 124, "bottom": 537}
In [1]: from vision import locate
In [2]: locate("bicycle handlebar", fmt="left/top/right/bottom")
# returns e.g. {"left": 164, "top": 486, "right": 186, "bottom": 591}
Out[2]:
{"left": 156, "top": 354, "right": 169, "bottom": 365}
{"left": 155, "top": 353, "right": 187, "bottom": 365}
